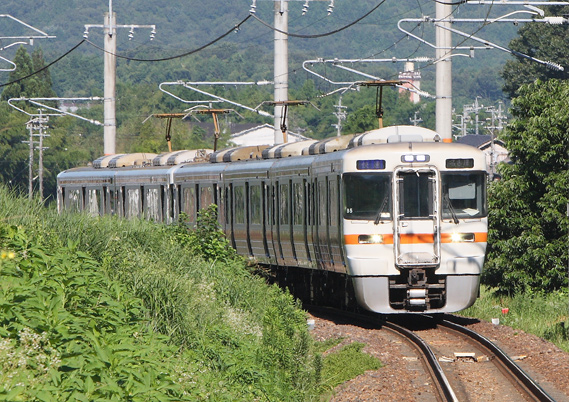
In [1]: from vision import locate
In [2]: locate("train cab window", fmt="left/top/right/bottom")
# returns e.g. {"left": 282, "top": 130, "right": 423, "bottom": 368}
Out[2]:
{"left": 234, "top": 185, "right": 245, "bottom": 224}
{"left": 343, "top": 173, "right": 391, "bottom": 221}
{"left": 250, "top": 184, "right": 262, "bottom": 225}
{"left": 399, "top": 172, "right": 434, "bottom": 219}
{"left": 441, "top": 172, "right": 486, "bottom": 219}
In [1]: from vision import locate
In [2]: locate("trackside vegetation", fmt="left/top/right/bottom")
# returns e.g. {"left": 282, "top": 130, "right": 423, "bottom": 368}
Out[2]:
{"left": 0, "top": 187, "right": 382, "bottom": 400}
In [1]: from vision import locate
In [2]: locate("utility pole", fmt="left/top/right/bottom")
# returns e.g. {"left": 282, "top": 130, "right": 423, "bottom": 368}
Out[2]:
{"left": 84, "top": 0, "right": 155, "bottom": 155}
{"left": 332, "top": 96, "right": 347, "bottom": 136}
{"left": 22, "top": 112, "right": 49, "bottom": 200}
{"left": 435, "top": 1, "right": 453, "bottom": 142}
{"left": 251, "top": 0, "right": 334, "bottom": 143}
{"left": 273, "top": 1, "right": 288, "bottom": 144}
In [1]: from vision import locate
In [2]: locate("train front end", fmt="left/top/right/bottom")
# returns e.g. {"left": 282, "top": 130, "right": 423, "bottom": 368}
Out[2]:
{"left": 342, "top": 141, "right": 488, "bottom": 314}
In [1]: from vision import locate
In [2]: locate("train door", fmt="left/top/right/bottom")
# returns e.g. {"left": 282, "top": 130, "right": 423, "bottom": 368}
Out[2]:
{"left": 233, "top": 183, "right": 250, "bottom": 256}
{"left": 394, "top": 167, "right": 441, "bottom": 268}
{"left": 225, "top": 184, "right": 236, "bottom": 249}
{"left": 248, "top": 182, "right": 265, "bottom": 259}
{"left": 278, "top": 180, "right": 296, "bottom": 265}
{"left": 315, "top": 177, "right": 331, "bottom": 270}
{"left": 328, "top": 175, "right": 345, "bottom": 272}
{"left": 264, "top": 183, "right": 277, "bottom": 265}
{"left": 292, "top": 179, "right": 310, "bottom": 266}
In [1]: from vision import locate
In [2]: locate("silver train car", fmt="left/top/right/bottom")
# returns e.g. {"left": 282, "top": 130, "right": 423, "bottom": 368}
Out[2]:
{"left": 57, "top": 126, "right": 488, "bottom": 313}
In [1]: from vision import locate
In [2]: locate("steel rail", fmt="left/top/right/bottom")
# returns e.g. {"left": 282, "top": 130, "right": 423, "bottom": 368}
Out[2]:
{"left": 307, "top": 306, "right": 458, "bottom": 402}
{"left": 381, "top": 319, "right": 459, "bottom": 402}
{"left": 437, "top": 318, "right": 556, "bottom": 402}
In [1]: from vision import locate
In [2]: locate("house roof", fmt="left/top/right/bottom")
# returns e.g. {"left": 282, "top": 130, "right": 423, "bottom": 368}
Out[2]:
{"left": 456, "top": 134, "right": 505, "bottom": 149}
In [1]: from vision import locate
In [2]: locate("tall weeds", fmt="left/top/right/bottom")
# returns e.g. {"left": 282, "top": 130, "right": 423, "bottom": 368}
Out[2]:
{"left": 0, "top": 186, "right": 320, "bottom": 400}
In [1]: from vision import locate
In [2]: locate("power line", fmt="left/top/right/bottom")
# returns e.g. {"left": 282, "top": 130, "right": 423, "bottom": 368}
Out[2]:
{"left": 249, "top": 0, "right": 387, "bottom": 39}
{"left": 84, "top": 14, "right": 252, "bottom": 62}
{"left": 0, "top": 40, "right": 86, "bottom": 88}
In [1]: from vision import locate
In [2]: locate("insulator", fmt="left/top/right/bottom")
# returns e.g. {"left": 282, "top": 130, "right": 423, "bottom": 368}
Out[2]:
{"left": 545, "top": 16, "right": 565, "bottom": 25}
{"left": 545, "top": 61, "right": 564, "bottom": 71}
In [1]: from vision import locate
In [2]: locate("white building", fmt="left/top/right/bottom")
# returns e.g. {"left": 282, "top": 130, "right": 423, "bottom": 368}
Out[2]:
{"left": 228, "top": 123, "right": 310, "bottom": 146}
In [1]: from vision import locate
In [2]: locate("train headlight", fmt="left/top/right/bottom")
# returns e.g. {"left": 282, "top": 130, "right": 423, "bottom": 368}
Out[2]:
{"left": 358, "top": 234, "right": 384, "bottom": 244}
{"left": 401, "top": 154, "right": 430, "bottom": 163}
{"left": 450, "top": 233, "right": 475, "bottom": 243}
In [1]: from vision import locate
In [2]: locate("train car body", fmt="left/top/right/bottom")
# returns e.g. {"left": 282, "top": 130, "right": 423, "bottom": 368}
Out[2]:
{"left": 57, "top": 126, "right": 488, "bottom": 314}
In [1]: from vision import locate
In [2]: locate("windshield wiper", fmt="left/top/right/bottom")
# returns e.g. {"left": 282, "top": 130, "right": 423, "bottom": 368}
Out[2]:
{"left": 443, "top": 192, "right": 459, "bottom": 224}
{"left": 374, "top": 194, "right": 390, "bottom": 225}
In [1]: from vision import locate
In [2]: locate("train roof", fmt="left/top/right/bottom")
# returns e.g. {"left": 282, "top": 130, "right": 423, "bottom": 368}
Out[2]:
{"left": 68, "top": 125, "right": 465, "bottom": 174}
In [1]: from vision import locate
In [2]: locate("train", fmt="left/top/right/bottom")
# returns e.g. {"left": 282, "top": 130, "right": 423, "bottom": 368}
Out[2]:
{"left": 57, "top": 125, "right": 488, "bottom": 314}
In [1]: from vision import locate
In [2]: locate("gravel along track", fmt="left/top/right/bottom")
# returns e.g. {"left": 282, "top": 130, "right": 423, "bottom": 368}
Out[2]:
{"left": 308, "top": 311, "right": 569, "bottom": 401}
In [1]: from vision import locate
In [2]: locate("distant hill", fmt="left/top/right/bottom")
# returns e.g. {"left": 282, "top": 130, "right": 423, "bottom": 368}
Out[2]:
{"left": 0, "top": 0, "right": 520, "bottom": 102}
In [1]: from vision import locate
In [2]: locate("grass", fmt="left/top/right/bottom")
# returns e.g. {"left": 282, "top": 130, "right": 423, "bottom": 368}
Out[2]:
{"left": 461, "top": 285, "right": 569, "bottom": 352}
{"left": 0, "top": 187, "right": 386, "bottom": 400}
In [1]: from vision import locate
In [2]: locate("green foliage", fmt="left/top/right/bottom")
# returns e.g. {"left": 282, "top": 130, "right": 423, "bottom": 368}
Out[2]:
{"left": 319, "top": 342, "right": 382, "bottom": 395}
{"left": 462, "top": 286, "right": 569, "bottom": 353}
{"left": 0, "top": 224, "right": 186, "bottom": 401}
{"left": 0, "top": 186, "right": 332, "bottom": 400}
{"left": 173, "top": 205, "right": 239, "bottom": 262}
{"left": 483, "top": 79, "right": 569, "bottom": 294}
{"left": 501, "top": 5, "right": 569, "bottom": 98}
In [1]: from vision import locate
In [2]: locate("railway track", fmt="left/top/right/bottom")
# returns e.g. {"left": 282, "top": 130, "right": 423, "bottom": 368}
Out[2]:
{"left": 308, "top": 307, "right": 557, "bottom": 401}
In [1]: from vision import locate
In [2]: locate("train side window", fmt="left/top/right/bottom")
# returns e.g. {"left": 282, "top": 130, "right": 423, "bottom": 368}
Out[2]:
{"left": 87, "top": 188, "right": 100, "bottom": 217}
{"left": 182, "top": 186, "right": 196, "bottom": 223}
{"left": 225, "top": 185, "right": 231, "bottom": 225}
{"left": 318, "top": 180, "right": 327, "bottom": 226}
{"left": 293, "top": 182, "right": 303, "bottom": 225}
{"left": 329, "top": 178, "right": 338, "bottom": 227}
{"left": 66, "top": 188, "right": 82, "bottom": 213}
{"left": 250, "top": 184, "right": 261, "bottom": 225}
{"left": 234, "top": 185, "right": 245, "bottom": 224}
{"left": 126, "top": 187, "right": 141, "bottom": 218}
{"left": 145, "top": 187, "right": 161, "bottom": 221}
{"left": 200, "top": 185, "right": 213, "bottom": 209}
{"left": 279, "top": 183, "right": 290, "bottom": 225}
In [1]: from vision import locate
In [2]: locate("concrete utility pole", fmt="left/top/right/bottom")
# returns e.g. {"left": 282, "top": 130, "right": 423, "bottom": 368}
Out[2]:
{"left": 84, "top": 0, "right": 155, "bottom": 155}
{"left": 104, "top": 10, "right": 117, "bottom": 155}
{"left": 251, "top": 0, "right": 334, "bottom": 143}
{"left": 435, "top": 1, "right": 453, "bottom": 142}
{"left": 273, "top": 1, "right": 288, "bottom": 144}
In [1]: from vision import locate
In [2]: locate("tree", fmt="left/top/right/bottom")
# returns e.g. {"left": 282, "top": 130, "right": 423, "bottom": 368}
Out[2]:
{"left": 483, "top": 79, "right": 569, "bottom": 294}
{"left": 501, "top": 6, "right": 569, "bottom": 98}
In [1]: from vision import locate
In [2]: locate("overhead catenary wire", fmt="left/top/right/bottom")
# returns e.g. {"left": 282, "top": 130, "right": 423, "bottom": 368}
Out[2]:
{"left": 249, "top": 0, "right": 387, "bottom": 39}
{"left": 0, "top": 40, "right": 86, "bottom": 88}
{"left": 84, "top": 14, "right": 252, "bottom": 62}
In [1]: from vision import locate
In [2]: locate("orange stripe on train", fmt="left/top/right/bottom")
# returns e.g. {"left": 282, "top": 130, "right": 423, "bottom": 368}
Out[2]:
{"left": 344, "top": 232, "right": 487, "bottom": 245}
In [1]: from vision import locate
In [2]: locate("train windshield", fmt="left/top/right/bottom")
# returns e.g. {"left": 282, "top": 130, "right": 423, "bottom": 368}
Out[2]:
{"left": 441, "top": 172, "right": 487, "bottom": 220}
{"left": 343, "top": 173, "right": 391, "bottom": 221}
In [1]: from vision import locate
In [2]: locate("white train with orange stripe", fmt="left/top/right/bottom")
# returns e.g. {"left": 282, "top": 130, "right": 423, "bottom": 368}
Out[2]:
{"left": 57, "top": 125, "right": 488, "bottom": 313}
